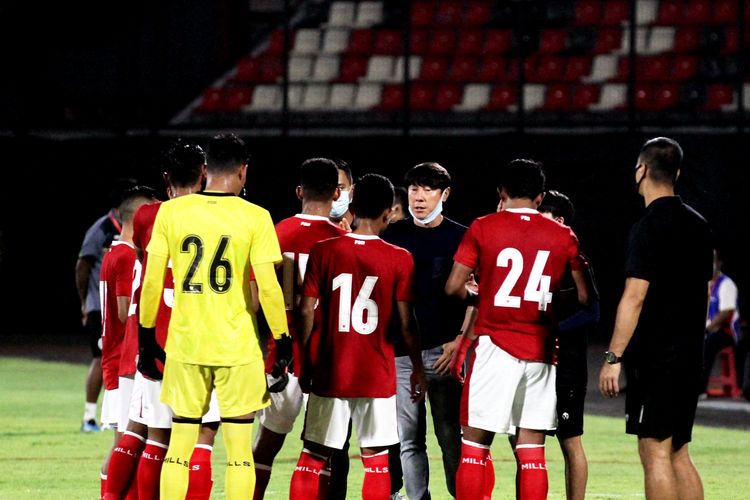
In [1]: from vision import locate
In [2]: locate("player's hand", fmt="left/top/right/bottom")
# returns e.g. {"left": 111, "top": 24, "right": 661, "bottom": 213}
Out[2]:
{"left": 410, "top": 369, "right": 428, "bottom": 403}
{"left": 137, "top": 325, "right": 165, "bottom": 381}
{"left": 269, "top": 334, "right": 293, "bottom": 393}
{"left": 433, "top": 336, "right": 460, "bottom": 376}
{"left": 599, "top": 362, "right": 621, "bottom": 398}
{"left": 449, "top": 334, "right": 476, "bottom": 383}
{"left": 338, "top": 218, "right": 352, "bottom": 233}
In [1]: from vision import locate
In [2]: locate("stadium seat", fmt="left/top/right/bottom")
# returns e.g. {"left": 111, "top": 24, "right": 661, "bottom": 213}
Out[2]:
{"left": 585, "top": 54, "right": 619, "bottom": 82}
{"left": 419, "top": 57, "right": 450, "bottom": 81}
{"left": 293, "top": 29, "right": 321, "bottom": 54}
{"left": 455, "top": 83, "right": 491, "bottom": 110}
{"left": 338, "top": 55, "right": 368, "bottom": 82}
{"left": 601, "top": 0, "right": 629, "bottom": 24}
{"left": 477, "top": 57, "right": 506, "bottom": 82}
{"left": 411, "top": 30, "right": 430, "bottom": 54}
{"left": 286, "top": 84, "right": 305, "bottom": 110}
{"left": 434, "top": 83, "right": 463, "bottom": 110}
{"left": 457, "top": 30, "right": 485, "bottom": 54}
{"left": 289, "top": 56, "right": 314, "bottom": 82}
{"left": 634, "top": 84, "right": 654, "bottom": 110}
{"left": 448, "top": 57, "right": 479, "bottom": 81}
{"left": 703, "top": 84, "right": 735, "bottom": 111}
{"left": 483, "top": 30, "right": 513, "bottom": 54}
{"left": 539, "top": 29, "right": 568, "bottom": 54}
{"left": 640, "top": 55, "right": 670, "bottom": 81}
{"left": 657, "top": 0, "right": 684, "bottom": 24}
{"left": 685, "top": 0, "right": 711, "bottom": 24}
{"left": 365, "top": 56, "right": 396, "bottom": 82}
{"left": 744, "top": 84, "right": 750, "bottom": 111}
{"left": 301, "top": 84, "right": 330, "bottom": 110}
{"left": 674, "top": 27, "right": 700, "bottom": 52}
{"left": 636, "top": 0, "right": 659, "bottom": 24}
{"left": 429, "top": 30, "right": 457, "bottom": 55}
{"left": 485, "top": 85, "right": 518, "bottom": 111}
{"left": 593, "top": 29, "right": 622, "bottom": 54}
{"left": 464, "top": 1, "right": 492, "bottom": 26}
{"left": 355, "top": 1, "right": 384, "bottom": 27}
{"left": 197, "top": 88, "right": 225, "bottom": 113}
{"left": 653, "top": 84, "right": 680, "bottom": 110}
{"left": 647, "top": 27, "right": 675, "bottom": 54}
{"left": 671, "top": 55, "right": 698, "bottom": 80}
{"left": 564, "top": 56, "right": 593, "bottom": 81}
{"left": 234, "top": 57, "right": 260, "bottom": 82}
{"left": 354, "top": 83, "right": 383, "bottom": 109}
{"left": 574, "top": 0, "right": 602, "bottom": 25}
{"left": 348, "top": 29, "right": 375, "bottom": 54}
{"left": 393, "top": 56, "right": 423, "bottom": 81}
{"left": 436, "top": 1, "right": 463, "bottom": 26}
{"left": 322, "top": 30, "right": 350, "bottom": 53}
{"left": 374, "top": 30, "right": 402, "bottom": 54}
{"left": 258, "top": 58, "right": 284, "bottom": 83}
{"left": 590, "top": 83, "right": 626, "bottom": 110}
{"left": 329, "top": 83, "right": 357, "bottom": 109}
{"left": 311, "top": 56, "right": 340, "bottom": 81}
{"left": 572, "top": 84, "right": 601, "bottom": 110}
{"left": 328, "top": 2, "right": 356, "bottom": 27}
{"left": 543, "top": 84, "right": 572, "bottom": 111}
{"left": 713, "top": 0, "right": 739, "bottom": 24}
{"left": 225, "top": 87, "right": 252, "bottom": 111}
{"left": 524, "top": 84, "right": 546, "bottom": 112}
{"left": 410, "top": 83, "right": 436, "bottom": 110}
{"left": 722, "top": 28, "right": 738, "bottom": 54}
{"left": 246, "top": 85, "right": 281, "bottom": 111}
{"left": 411, "top": 1, "right": 435, "bottom": 27}
{"left": 533, "top": 56, "right": 565, "bottom": 82}
{"left": 266, "top": 29, "right": 289, "bottom": 56}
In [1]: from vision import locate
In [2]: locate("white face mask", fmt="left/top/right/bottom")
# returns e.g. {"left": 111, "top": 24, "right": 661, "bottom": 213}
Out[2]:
{"left": 330, "top": 189, "right": 350, "bottom": 219}
{"left": 409, "top": 195, "right": 444, "bottom": 225}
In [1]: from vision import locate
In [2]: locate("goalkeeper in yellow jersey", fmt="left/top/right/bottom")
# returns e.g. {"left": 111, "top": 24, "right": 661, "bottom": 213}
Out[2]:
{"left": 140, "top": 133, "right": 291, "bottom": 500}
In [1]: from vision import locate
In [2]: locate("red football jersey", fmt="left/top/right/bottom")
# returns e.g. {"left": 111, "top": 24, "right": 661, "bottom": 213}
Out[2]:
{"left": 454, "top": 208, "right": 583, "bottom": 363}
{"left": 302, "top": 233, "right": 415, "bottom": 398}
{"left": 133, "top": 202, "right": 173, "bottom": 354}
{"left": 100, "top": 241, "right": 137, "bottom": 390}
{"left": 119, "top": 259, "right": 142, "bottom": 377}
{"left": 265, "top": 214, "right": 345, "bottom": 375}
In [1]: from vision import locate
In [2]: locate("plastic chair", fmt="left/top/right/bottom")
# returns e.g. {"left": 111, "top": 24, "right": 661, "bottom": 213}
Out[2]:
{"left": 707, "top": 346, "right": 743, "bottom": 398}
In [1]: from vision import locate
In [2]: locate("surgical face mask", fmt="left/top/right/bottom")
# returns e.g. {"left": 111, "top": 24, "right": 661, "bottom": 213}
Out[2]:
{"left": 330, "top": 189, "right": 350, "bottom": 219}
{"left": 409, "top": 194, "right": 445, "bottom": 225}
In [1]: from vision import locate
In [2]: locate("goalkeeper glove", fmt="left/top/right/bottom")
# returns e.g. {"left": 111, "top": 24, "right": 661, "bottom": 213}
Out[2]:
{"left": 137, "top": 325, "right": 165, "bottom": 381}
{"left": 269, "top": 334, "right": 293, "bottom": 393}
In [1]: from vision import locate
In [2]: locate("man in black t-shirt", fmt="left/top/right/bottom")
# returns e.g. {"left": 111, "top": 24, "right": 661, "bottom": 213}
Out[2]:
{"left": 600, "top": 137, "right": 712, "bottom": 500}
{"left": 383, "top": 162, "right": 467, "bottom": 500}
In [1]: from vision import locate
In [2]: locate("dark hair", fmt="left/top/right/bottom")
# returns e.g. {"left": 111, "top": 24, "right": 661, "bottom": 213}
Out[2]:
{"left": 639, "top": 137, "right": 683, "bottom": 185}
{"left": 300, "top": 158, "right": 339, "bottom": 201}
{"left": 498, "top": 159, "right": 546, "bottom": 200}
{"left": 350, "top": 174, "right": 394, "bottom": 219}
{"left": 107, "top": 177, "right": 139, "bottom": 208}
{"left": 404, "top": 162, "right": 451, "bottom": 190}
{"left": 393, "top": 186, "right": 408, "bottom": 210}
{"left": 538, "top": 190, "right": 574, "bottom": 223}
{"left": 206, "top": 133, "right": 248, "bottom": 173}
{"left": 332, "top": 158, "right": 353, "bottom": 186}
{"left": 119, "top": 185, "right": 160, "bottom": 221}
{"left": 163, "top": 139, "right": 205, "bottom": 188}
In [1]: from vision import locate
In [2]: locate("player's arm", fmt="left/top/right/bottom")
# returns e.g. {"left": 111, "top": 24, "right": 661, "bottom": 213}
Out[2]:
{"left": 299, "top": 296, "right": 316, "bottom": 348}
{"left": 434, "top": 304, "right": 478, "bottom": 376}
{"left": 116, "top": 296, "right": 130, "bottom": 324}
{"left": 444, "top": 262, "right": 474, "bottom": 301}
{"left": 397, "top": 301, "right": 428, "bottom": 402}
{"left": 253, "top": 261, "right": 289, "bottom": 338}
{"left": 571, "top": 268, "right": 591, "bottom": 307}
{"left": 599, "top": 277, "right": 649, "bottom": 398}
{"left": 75, "top": 257, "right": 94, "bottom": 320}
{"left": 706, "top": 309, "right": 734, "bottom": 334}
{"left": 140, "top": 253, "right": 167, "bottom": 328}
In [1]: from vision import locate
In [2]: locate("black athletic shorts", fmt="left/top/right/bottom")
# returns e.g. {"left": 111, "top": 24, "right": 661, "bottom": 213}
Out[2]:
{"left": 86, "top": 311, "right": 103, "bottom": 358}
{"left": 624, "top": 364, "right": 699, "bottom": 449}
{"left": 554, "top": 384, "right": 586, "bottom": 439}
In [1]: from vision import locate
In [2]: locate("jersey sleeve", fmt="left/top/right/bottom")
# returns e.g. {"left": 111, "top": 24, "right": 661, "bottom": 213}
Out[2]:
{"left": 146, "top": 206, "right": 169, "bottom": 258}
{"left": 624, "top": 220, "right": 654, "bottom": 281}
{"left": 79, "top": 222, "right": 106, "bottom": 259}
{"left": 115, "top": 254, "right": 135, "bottom": 297}
{"left": 395, "top": 251, "right": 416, "bottom": 302}
{"left": 132, "top": 204, "right": 149, "bottom": 251}
{"left": 250, "top": 209, "right": 283, "bottom": 266}
{"left": 718, "top": 278, "right": 738, "bottom": 311}
{"left": 453, "top": 220, "right": 480, "bottom": 269}
{"left": 301, "top": 244, "right": 323, "bottom": 299}
{"left": 567, "top": 228, "right": 584, "bottom": 271}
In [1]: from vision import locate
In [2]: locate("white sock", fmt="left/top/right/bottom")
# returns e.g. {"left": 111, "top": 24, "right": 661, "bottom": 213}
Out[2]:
{"left": 84, "top": 402, "right": 97, "bottom": 422}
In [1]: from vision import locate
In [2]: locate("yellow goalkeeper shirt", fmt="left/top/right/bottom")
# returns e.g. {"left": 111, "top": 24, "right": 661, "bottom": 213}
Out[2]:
{"left": 141, "top": 191, "right": 284, "bottom": 366}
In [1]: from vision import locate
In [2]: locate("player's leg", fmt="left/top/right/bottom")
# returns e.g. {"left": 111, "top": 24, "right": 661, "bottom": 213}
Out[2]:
{"left": 638, "top": 436, "right": 678, "bottom": 500}
{"left": 394, "top": 354, "right": 429, "bottom": 499}
{"left": 555, "top": 383, "right": 588, "bottom": 500}
{"left": 136, "top": 375, "right": 173, "bottom": 500}
{"left": 424, "top": 346, "right": 462, "bottom": 498}
{"left": 457, "top": 426, "right": 494, "bottom": 500}
{"left": 252, "top": 373, "right": 304, "bottom": 499}
{"left": 352, "top": 396, "right": 399, "bottom": 500}
{"left": 99, "top": 387, "right": 122, "bottom": 495}
{"left": 291, "top": 394, "right": 351, "bottom": 500}
{"left": 326, "top": 419, "right": 353, "bottom": 500}
{"left": 83, "top": 312, "right": 104, "bottom": 432}
{"left": 186, "top": 390, "right": 221, "bottom": 500}
{"left": 671, "top": 443, "right": 703, "bottom": 500}
{"left": 557, "top": 435, "right": 587, "bottom": 500}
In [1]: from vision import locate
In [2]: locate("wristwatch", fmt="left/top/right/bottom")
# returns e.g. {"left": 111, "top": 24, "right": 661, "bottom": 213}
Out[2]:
{"left": 604, "top": 351, "right": 622, "bottom": 364}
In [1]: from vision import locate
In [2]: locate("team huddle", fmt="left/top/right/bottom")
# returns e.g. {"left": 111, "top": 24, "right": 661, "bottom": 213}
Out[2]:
{"left": 93, "top": 133, "right": 705, "bottom": 500}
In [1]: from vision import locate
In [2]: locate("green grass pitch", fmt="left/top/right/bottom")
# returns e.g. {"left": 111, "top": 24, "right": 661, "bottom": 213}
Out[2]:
{"left": 1, "top": 357, "right": 749, "bottom": 499}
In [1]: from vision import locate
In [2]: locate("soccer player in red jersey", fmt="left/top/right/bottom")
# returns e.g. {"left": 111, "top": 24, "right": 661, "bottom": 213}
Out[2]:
{"left": 98, "top": 186, "right": 161, "bottom": 499}
{"left": 252, "top": 158, "right": 345, "bottom": 499}
{"left": 289, "top": 174, "right": 428, "bottom": 500}
{"left": 445, "top": 160, "right": 590, "bottom": 500}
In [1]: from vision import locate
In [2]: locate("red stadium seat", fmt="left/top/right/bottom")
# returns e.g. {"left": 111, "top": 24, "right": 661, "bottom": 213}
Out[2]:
{"left": 615, "top": 56, "right": 630, "bottom": 81}
{"left": 485, "top": 85, "right": 517, "bottom": 110}
{"left": 640, "top": 55, "right": 670, "bottom": 81}
{"left": 464, "top": 1, "right": 492, "bottom": 26}
{"left": 197, "top": 88, "right": 225, "bottom": 113}
{"left": 572, "top": 84, "right": 601, "bottom": 110}
{"left": 374, "top": 30, "right": 402, "bottom": 54}
{"left": 434, "top": 84, "right": 462, "bottom": 110}
{"left": 704, "top": 84, "right": 735, "bottom": 110}
{"left": 657, "top": 0, "right": 684, "bottom": 24}
{"left": 436, "top": 1, "right": 463, "bottom": 26}
{"left": 574, "top": 0, "right": 602, "bottom": 25}
{"left": 410, "top": 30, "right": 429, "bottom": 55}
{"left": 234, "top": 57, "right": 260, "bottom": 82}
{"left": 483, "top": 30, "right": 513, "bottom": 54}
{"left": 457, "top": 30, "right": 485, "bottom": 54}
{"left": 713, "top": 0, "right": 739, "bottom": 24}
{"left": 267, "top": 29, "right": 290, "bottom": 56}
{"left": 258, "top": 58, "right": 283, "bottom": 82}
{"left": 225, "top": 87, "right": 252, "bottom": 111}
{"left": 429, "top": 30, "right": 457, "bottom": 55}
{"left": 378, "top": 84, "right": 404, "bottom": 111}
{"left": 419, "top": 57, "right": 450, "bottom": 81}
{"left": 543, "top": 84, "right": 572, "bottom": 111}
{"left": 653, "top": 84, "right": 680, "bottom": 110}
{"left": 477, "top": 57, "right": 506, "bottom": 81}
{"left": 564, "top": 56, "right": 593, "bottom": 81}
{"left": 601, "top": 0, "right": 629, "bottom": 24}
{"left": 338, "top": 56, "right": 368, "bottom": 82}
{"left": 448, "top": 57, "right": 479, "bottom": 81}
{"left": 594, "top": 29, "right": 622, "bottom": 54}
{"left": 671, "top": 55, "right": 698, "bottom": 80}
{"left": 685, "top": 0, "right": 711, "bottom": 24}
{"left": 534, "top": 56, "right": 565, "bottom": 82}
{"left": 674, "top": 28, "right": 699, "bottom": 52}
{"left": 539, "top": 30, "right": 567, "bottom": 54}
{"left": 634, "top": 84, "right": 654, "bottom": 110}
{"left": 410, "top": 83, "right": 436, "bottom": 110}
{"left": 411, "top": 2, "right": 435, "bottom": 27}
{"left": 349, "top": 30, "right": 375, "bottom": 54}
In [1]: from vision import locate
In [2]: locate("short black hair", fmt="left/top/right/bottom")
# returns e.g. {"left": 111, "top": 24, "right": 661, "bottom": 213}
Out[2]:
{"left": 498, "top": 159, "right": 546, "bottom": 200}
{"left": 639, "top": 137, "right": 683, "bottom": 185}
{"left": 119, "top": 185, "right": 160, "bottom": 222}
{"left": 538, "top": 190, "right": 574, "bottom": 223}
{"left": 300, "top": 158, "right": 339, "bottom": 201}
{"left": 163, "top": 139, "right": 205, "bottom": 188}
{"left": 206, "top": 133, "right": 248, "bottom": 173}
{"left": 393, "top": 186, "right": 408, "bottom": 210}
{"left": 332, "top": 158, "right": 353, "bottom": 185}
{"left": 404, "top": 162, "right": 451, "bottom": 190}
{"left": 350, "top": 174, "right": 394, "bottom": 220}
{"left": 107, "top": 177, "right": 139, "bottom": 208}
